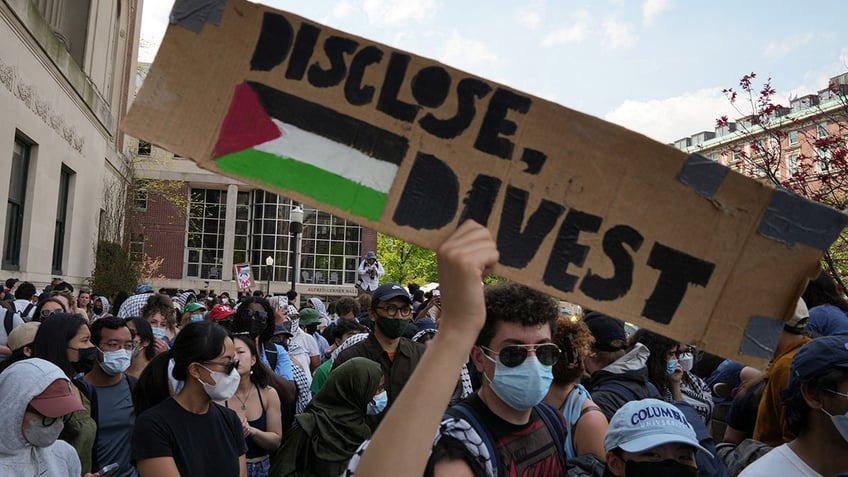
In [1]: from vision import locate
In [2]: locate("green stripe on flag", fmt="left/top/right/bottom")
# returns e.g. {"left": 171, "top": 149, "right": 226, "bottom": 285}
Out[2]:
{"left": 216, "top": 148, "right": 387, "bottom": 221}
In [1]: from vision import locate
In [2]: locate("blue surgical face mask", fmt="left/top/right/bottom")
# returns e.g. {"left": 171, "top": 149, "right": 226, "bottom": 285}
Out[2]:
{"left": 367, "top": 390, "right": 388, "bottom": 415}
{"left": 821, "top": 395, "right": 848, "bottom": 443}
{"left": 666, "top": 359, "right": 679, "bottom": 376}
{"left": 152, "top": 327, "right": 166, "bottom": 340}
{"left": 482, "top": 351, "right": 553, "bottom": 410}
{"left": 190, "top": 313, "right": 204, "bottom": 322}
{"left": 99, "top": 349, "right": 131, "bottom": 376}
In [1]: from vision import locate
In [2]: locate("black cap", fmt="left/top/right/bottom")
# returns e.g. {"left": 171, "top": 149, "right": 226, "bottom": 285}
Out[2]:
{"left": 274, "top": 322, "right": 294, "bottom": 337}
{"left": 583, "top": 312, "right": 627, "bottom": 352}
{"left": 5, "top": 278, "right": 18, "bottom": 289}
{"left": 371, "top": 283, "right": 411, "bottom": 305}
{"left": 787, "top": 334, "right": 848, "bottom": 391}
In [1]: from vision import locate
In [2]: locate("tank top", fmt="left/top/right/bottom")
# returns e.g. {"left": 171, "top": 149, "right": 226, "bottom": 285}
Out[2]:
{"left": 226, "top": 384, "right": 268, "bottom": 459}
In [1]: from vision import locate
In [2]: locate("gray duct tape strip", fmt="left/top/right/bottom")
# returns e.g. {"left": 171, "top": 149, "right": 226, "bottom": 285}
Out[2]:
{"left": 757, "top": 187, "right": 848, "bottom": 251}
{"left": 170, "top": 0, "right": 226, "bottom": 32}
{"left": 739, "top": 315, "right": 783, "bottom": 359}
{"left": 675, "top": 153, "right": 729, "bottom": 200}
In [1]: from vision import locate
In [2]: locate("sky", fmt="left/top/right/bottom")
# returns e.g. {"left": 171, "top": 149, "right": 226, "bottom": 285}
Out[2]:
{"left": 138, "top": 0, "right": 848, "bottom": 144}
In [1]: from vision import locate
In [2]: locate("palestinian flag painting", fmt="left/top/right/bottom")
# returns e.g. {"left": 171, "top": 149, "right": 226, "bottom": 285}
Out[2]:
{"left": 213, "top": 81, "right": 409, "bottom": 221}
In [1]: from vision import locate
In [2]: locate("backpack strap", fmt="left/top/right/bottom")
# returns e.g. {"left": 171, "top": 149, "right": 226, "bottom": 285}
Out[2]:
{"left": 263, "top": 341, "right": 278, "bottom": 369}
{"left": 21, "top": 303, "right": 34, "bottom": 320}
{"left": 445, "top": 400, "right": 498, "bottom": 472}
{"left": 3, "top": 311, "right": 12, "bottom": 336}
{"left": 535, "top": 401, "right": 568, "bottom": 466}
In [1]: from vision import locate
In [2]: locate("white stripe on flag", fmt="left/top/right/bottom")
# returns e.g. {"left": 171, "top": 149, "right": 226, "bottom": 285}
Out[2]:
{"left": 254, "top": 119, "right": 398, "bottom": 194}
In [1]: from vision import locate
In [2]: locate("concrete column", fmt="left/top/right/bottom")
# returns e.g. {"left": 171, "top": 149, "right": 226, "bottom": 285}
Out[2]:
{"left": 35, "top": 0, "right": 65, "bottom": 32}
{"left": 221, "top": 184, "right": 238, "bottom": 281}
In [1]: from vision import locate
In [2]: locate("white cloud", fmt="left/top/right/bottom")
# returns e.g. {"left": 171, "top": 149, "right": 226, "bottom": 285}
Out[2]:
{"left": 541, "top": 10, "right": 590, "bottom": 47}
{"left": 362, "top": 0, "right": 437, "bottom": 27}
{"left": 642, "top": 0, "right": 671, "bottom": 26}
{"left": 601, "top": 19, "right": 635, "bottom": 51}
{"left": 604, "top": 88, "right": 737, "bottom": 144}
{"left": 440, "top": 31, "right": 503, "bottom": 77}
{"left": 764, "top": 32, "right": 815, "bottom": 59}
{"left": 138, "top": 0, "right": 174, "bottom": 63}
{"left": 331, "top": 0, "right": 356, "bottom": 19}
{"left": 515, "top": 7, "right": 542, "bottom": 29}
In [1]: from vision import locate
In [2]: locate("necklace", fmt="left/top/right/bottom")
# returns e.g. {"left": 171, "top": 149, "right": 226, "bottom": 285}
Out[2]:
{"left": 233, "top": 385, "right": 252, "bottom": 411}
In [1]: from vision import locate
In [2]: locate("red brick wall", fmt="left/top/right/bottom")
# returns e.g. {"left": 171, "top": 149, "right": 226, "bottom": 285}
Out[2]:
{"left": 135, "top": 182, "right": 188, "bottom": 279}
{"left": 361, "top": 226, "right": 377, "bottom": 257}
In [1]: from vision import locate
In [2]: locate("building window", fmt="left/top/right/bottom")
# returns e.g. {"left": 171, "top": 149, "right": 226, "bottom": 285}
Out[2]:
{"left": 250, "top": 190, "right": 290, "bottom": 283}
{"left": 817, "top": 122, "right": 828, "bottom": 138}
{"left": 129, "top": 233, "right": 144, "bottom": 262}
{"left": 787, "top": 154, "right": 799, "bottom": 176}
{"left": 4, "top": 138, "right": 31, "bottom": 270}
{"left": 187, "top": 189, "right": 230, "bottom": 279}
{"left": 52, "top": 166, "right": 73, "bottom": 274}
{"left": 788, "top": 130, "right": 798, "bottom": 145}
{"left": 818, "top": 148, "right": 832, "bottom": 172}
{"left": 299, "top": 205, "right": 361, "bottom": 285}
{"left": 135, "top": 187, "right": 148, "bottom": 210}
{"left": 137, "top": 140, "right": 151, "bottom": 156}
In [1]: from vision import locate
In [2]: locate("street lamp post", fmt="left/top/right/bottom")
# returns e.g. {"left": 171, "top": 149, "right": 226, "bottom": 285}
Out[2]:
{"left": 265, "top": 255, "right": 274, "bottom": 297}
{"left": 289, "top": 205, "right": 304, "bottom": 292}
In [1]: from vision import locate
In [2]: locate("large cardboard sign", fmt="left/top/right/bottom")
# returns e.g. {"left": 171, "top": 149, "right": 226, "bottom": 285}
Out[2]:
{"left": 123, "top": 0, "right": 847, "bottom": 365}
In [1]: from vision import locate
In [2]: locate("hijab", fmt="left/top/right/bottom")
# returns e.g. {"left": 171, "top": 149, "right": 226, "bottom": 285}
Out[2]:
{"left": 283, "top": 357, "right": 381, "bottom": 469}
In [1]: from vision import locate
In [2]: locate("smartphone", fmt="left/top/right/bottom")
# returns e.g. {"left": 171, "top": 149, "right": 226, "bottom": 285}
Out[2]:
{"left": 99, "top": 463, "right": 119, "bottom": 477}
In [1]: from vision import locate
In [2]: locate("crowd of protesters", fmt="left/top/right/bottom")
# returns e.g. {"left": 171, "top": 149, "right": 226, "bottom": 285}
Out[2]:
{"left": 0, "top": 224, "right": 847, "bottom": 477}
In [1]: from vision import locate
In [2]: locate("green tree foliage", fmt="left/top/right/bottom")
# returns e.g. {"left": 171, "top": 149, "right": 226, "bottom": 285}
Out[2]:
{"left": 377, "top": 234, "right": 437, "bottom": 285}
{"left": 89, "top": 240, "right": 138, "bottom": 298}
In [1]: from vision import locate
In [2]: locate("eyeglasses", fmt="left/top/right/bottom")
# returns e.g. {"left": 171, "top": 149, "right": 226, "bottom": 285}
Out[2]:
{"left": 675, "top": 345, "right": 696, "bottom": 358}
{"left": 26, "top": 406, "right": 57, "bottom": 427}
{"left": 481, "top": 343, "right": 561, "bottom": 367}
{"left": 376, "top": 304, "right": 412, "bottom": 317}
{"left": 98, "top": 341, "right": 136, "bottom": 352}
{"left": 202, "top": 359, "right": 239, "bottom": 374}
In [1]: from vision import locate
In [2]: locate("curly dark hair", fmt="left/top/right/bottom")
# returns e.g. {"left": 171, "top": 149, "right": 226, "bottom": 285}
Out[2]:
{"left": 476, "top": 282, "right": 557, "bottom": 347}
{"left": 784, "top": 367, "right": 848, "bottom": 436}
{"left": 629, "top": 328, "right": 678, "bottom": 394}
{"left": 141, "top": 293, "right": 177, "bottom": 329}
{"left": 551, "top": 317, "right": 595, "bottom": 385}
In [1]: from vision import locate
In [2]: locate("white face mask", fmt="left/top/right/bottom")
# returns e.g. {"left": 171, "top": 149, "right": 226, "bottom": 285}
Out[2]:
{"left": 23, "top": 417, "right": 64, "bottom": 447}
{"left": 678, "top": 353, "right": 694, "bottom": 372}
{"left": 100, "top": 349, "right": 131, "bottom": 376}
{"left": 197, "top": 365, "right": 240, "bottom": 401}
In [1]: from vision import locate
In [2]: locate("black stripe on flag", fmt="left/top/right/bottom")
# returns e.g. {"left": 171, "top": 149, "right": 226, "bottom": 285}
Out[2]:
{"left": 247, "top": 81, "right": 409, "bottom": 166}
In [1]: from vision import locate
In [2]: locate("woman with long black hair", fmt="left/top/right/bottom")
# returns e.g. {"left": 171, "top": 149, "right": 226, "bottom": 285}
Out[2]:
{"left": 131, "top": 321, "right": 246, "bottom": 477}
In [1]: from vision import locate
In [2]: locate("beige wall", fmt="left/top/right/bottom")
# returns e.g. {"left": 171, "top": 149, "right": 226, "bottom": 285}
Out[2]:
{"left": 0, "top": 0, "right": 140, "bottom": 289}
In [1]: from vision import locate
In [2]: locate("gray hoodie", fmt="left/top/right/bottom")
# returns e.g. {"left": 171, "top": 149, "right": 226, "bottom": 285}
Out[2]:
{"left": 0, "top": 358, "right": 82, "bottom": 476}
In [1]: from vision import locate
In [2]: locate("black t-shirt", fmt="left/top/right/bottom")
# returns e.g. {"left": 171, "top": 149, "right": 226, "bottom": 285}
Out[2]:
{"left": 131, "top": 398, "right": 246, "bottom": 476}
{"left": 464, "top": 394, "right": 566, "bottom": 476}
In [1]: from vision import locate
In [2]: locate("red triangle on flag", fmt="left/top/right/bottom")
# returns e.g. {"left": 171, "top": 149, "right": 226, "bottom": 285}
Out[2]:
{"left": 213, "top": 82, "right": 282, "bottom": 157}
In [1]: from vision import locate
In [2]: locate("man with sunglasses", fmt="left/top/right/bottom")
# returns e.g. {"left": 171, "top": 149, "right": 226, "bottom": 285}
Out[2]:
{"left": 333, "top": 282, "right": 426, "bottom": 427}
{"left": 432, "top": 281, "right": 568, "bottom": 476}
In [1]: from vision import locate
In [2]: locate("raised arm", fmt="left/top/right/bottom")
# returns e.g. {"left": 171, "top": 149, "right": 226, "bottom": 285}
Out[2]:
{"left": 355, "top": 220, "right": 498, "bottom": 476}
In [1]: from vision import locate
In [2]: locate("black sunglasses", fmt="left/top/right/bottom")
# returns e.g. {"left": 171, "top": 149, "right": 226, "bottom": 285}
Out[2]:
{"left": 202, "top": 359, "right": 240, "bottom": 375}
{"left": 481, "top": 343, "right": 561, "bottom": 367}
{"left": 248, "top": 310, "right": 268, "bottom": 321}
